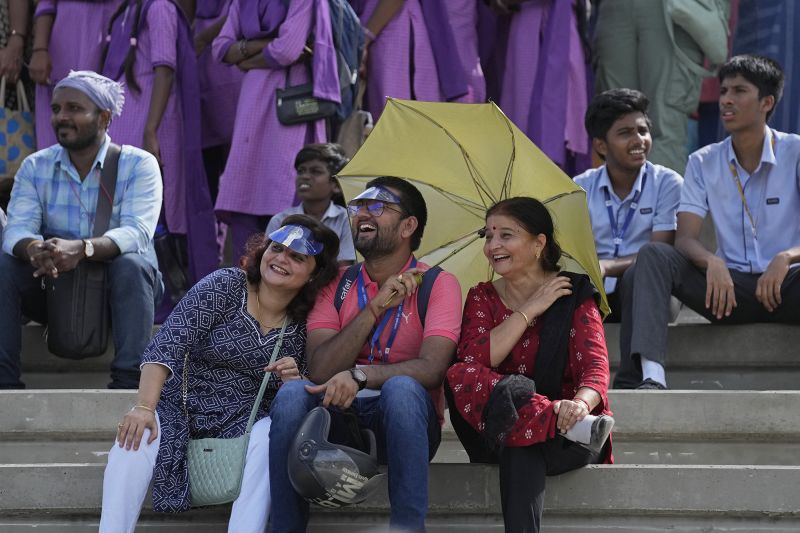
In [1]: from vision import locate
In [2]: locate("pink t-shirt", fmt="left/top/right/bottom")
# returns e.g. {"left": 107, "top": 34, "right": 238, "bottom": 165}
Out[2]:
{"left": 307, "top": 257, "right": 463, "bottom": 422}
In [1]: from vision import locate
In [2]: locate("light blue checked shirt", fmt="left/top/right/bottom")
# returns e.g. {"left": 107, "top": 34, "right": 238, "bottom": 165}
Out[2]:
{"left": 2, "top": 134, "right": 162, "bottom": 270}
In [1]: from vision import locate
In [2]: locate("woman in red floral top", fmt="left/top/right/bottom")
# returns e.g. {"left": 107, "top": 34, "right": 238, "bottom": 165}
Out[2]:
{"left": 446, "top": 197, "right": 614, "bottom": 532}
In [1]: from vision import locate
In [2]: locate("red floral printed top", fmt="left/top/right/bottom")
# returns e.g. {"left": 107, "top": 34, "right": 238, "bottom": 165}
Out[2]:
{"left": 447, "top": 282, "right": 612, "bottom": 460}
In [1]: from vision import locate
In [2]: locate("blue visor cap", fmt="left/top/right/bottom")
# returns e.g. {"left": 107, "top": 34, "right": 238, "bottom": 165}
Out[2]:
{"left": 268, "top": 224, "right": 324, "bottom": 256}
{"left": 349, "top": 186, "right": 402, "bottom": 205}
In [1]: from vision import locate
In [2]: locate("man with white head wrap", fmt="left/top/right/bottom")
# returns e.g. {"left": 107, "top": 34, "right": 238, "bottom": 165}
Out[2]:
{"left": 0, "top": 70, "right": 164, "bottom": 389}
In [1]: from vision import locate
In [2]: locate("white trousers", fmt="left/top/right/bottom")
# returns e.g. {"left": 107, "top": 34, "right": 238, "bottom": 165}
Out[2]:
{"left": 99, "top": 413, "right": 272, "bottom": 533}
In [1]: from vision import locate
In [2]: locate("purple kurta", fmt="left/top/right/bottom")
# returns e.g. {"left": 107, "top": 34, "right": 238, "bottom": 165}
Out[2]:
{"left": 106, "top": 0, "right": 189, "bottom": 235}
{"left": 33, "top": 0, "right": 123, "bottom": 149}
{"left": 499, "top": 1, "right": 588, "bottom": 167}
{"left": 354, "top": 0, "right": 442, "bottom": 120}
{"left": 196, "top": 0, "right": 243, "bottom": 149}
{"left": 212, "top": 0, "right": 326, "bottom": 218}
{"left": 444, "top": 0, "right": 486, "bottom": 104}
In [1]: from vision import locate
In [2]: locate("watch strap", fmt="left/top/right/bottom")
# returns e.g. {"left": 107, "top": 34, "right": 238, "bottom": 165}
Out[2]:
{"left": 349, "top": 367, "right": 367, "bottom": 390}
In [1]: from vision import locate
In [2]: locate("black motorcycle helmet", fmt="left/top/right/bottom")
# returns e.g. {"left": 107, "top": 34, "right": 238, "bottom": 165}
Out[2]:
{"left": 288, "top": 407, "right": 386, "bottom": 508}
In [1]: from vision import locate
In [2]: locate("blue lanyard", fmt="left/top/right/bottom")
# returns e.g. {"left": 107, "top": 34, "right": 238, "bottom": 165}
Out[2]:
{"left": 356, "top": 258, "right": 416, "bottom": 363}
{"left": 603, "top": 171, "right": 647, "bottom": 257}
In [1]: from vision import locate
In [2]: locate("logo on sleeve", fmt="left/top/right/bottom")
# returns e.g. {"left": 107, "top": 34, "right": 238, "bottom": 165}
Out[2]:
{"left": 766, "top": 197, "right": 780, "bottom": 205}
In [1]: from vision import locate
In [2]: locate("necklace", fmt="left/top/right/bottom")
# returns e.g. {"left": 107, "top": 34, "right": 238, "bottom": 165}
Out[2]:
{"left": 254, "top": 287, "right": 287, "bottom": 332}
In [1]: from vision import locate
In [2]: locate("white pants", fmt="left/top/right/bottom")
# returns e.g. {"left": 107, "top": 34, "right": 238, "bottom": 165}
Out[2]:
{"left": 99, "top": 413, "right": 272, "bottom": 533}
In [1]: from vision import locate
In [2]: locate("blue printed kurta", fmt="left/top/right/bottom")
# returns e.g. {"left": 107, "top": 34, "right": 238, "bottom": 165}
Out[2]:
{"left": 142, "top": 267, "right": 307, "bottom": 512}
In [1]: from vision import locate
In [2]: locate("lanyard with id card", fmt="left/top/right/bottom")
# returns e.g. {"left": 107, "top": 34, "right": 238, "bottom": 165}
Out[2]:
{"left": 603, "top": 170, "right": 648, "bottom": 257}
{"left": 356, "top": 258, "right": 417, "bottom": 363}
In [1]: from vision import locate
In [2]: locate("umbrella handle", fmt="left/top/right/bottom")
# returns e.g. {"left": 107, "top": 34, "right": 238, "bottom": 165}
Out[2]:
{"left": 381, "top": 272, "right": 425, "bottom": 308}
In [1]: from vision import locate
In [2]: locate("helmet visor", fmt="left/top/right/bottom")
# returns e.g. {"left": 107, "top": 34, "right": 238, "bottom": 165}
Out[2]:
{"left": 301, "top": 447, "right": 372, "bottom": 506}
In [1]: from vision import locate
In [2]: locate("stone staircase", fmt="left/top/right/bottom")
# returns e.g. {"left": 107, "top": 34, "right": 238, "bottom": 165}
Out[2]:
{"left": 3, "top": 317, "right": 800, "bottom": 532}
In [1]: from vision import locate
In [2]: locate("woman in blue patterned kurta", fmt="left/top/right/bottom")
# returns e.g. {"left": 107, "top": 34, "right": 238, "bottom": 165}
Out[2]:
{"left": 99, "top": 215, "right": 341, "bottom": 532}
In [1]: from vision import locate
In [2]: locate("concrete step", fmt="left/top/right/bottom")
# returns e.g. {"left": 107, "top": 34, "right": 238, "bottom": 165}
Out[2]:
{"left": 604, "top": 321, "right": 800, "bottom": 390}
{"left": 3, "top": 390, "right": 799, "bottom": 470}
{"left": 4, "top": 437, "right": 799, "bottom": 467}
{"left": 2, "top": 463, "right": 800, "bottom": 530}
{"left": 4, "top": 390, "right": 798, "bottom": 441}
{"left": 19, "top": 322, "right": 800, "bottom": 391}
{"left": 2, "top": 515, "right": 799, "bottom": 533}
{"left": 605, "top": 322, "right": 800, "bottom": 367}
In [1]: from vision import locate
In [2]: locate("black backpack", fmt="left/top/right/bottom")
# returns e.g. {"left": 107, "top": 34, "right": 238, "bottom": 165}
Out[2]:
{"left": 334, "top": 263, "right": 442, "bottom": 325}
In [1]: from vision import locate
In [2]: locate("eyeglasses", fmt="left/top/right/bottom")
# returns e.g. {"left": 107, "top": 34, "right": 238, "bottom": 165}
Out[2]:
{"left": 347, "top": 201, "right": 404, "bottom": 218}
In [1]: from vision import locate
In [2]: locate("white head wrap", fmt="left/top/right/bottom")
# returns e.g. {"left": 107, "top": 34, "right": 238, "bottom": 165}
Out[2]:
{"left": 54, "top": 70, "right": 125, "bottom": 117}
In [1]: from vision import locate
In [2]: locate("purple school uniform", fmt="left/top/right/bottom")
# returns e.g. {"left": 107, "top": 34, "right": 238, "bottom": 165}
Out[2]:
{"left": 103, "top": 0, "right": 218, "bottom": 281}
{"left": 196, "top": 0, "right": 243, "bottom": 149}
{"left": 499, "top": 1, "right": 589, "bottom": 169}
{"left": 211, "top": 0, "right": 339, "bottom": 219}
{"left": 33, "top": 0, "right": 123, "bottom": 149}
{"left": 445, "top": 0, "right": 486, "bottom": 104}
{"left": 351, "top": 0, "right": 443, "bottom": 120}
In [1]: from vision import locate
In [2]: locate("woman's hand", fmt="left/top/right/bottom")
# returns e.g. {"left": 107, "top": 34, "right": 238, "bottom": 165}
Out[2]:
{"left": 553, "top": 398, "right": 588, "bottom": 433}
{"left": 28, "top": 49, "right": 52, "bottom": 85}
{"left": 0, "top": 41, "right": 24, "bottom": 84}
{"left": 143, "top": 129, "right": 162, "bottom": 166}
{"left": 266, "top": 356, "right": 301, "bottom": 383}
{"left": 523, "top": 275, "right": 572, "bottom": 319}
{"left": 116, "top": 406, "right": 158, "bottom": 451}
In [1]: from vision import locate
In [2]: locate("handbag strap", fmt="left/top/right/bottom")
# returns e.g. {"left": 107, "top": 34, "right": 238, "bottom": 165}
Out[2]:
{"left": 15, "top": 81, "right": 30, "bottom": 112}
{"left": 182, "top": 316, "right": 290, "bottom": 432}
{"left": 244, "top": 317, "right": 289, "bottom": 433}
{"left": 0, "top": 77, "right": 32, "bottom": 112}
{"left": 94, "top": 144, "right": 121, "bottom": 237}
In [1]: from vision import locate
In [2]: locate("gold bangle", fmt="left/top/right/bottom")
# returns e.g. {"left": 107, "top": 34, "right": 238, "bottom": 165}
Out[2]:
{"left": 132, "top": 404, "right": 155, "bottom": 413}
{"left": 515, "top": 309, "right": 531, "bottom": 325}
{"left": 573, "top": 397, "right": 590, "bottom": 412}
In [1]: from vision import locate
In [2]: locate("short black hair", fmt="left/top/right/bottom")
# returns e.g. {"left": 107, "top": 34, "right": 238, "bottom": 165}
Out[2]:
{"left": 365, "top": 176, "right": 427, "bottom": 252}
{"left": 584, "top": 88, "right": 651, "bottom": 141}
{"left": 486, "top": 197, "right": 562, "bottom": 272}
{"left": 718, "top": 55, "right": 784, "bottom": 120}
{"left": 294, "top": 143, "right": 349, "bottom": 176}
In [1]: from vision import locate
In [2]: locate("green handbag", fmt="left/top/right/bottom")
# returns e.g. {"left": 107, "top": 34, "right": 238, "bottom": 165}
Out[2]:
{"left": 183, "top": 318, "right": 288, "bottom": 507}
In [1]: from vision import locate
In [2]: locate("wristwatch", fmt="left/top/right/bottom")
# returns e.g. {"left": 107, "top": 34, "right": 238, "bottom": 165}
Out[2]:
{"left": 349, "top": 367, "right": 367, "bottom": 391}
{"left": 83, "top": 239, "right": 95, "bottom": 258}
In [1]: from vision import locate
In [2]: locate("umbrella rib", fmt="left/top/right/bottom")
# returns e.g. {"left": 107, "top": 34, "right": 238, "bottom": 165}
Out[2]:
{"left": 396, "top": 101, "right": 498, "bottom": 207}
{"left": 426, "top": 228, "right": 483, "bottom": 252}
{"left": 410, "top": 181, "right": 487, "bottom": 216}
{"left": 426, "top": 233, "right": 483, "bottom": 269}
{"left": 541, "top": 189, "right": 584, "bottom": 204}
{"left": 499, "top": 111, "right": 516, "bottom": 200}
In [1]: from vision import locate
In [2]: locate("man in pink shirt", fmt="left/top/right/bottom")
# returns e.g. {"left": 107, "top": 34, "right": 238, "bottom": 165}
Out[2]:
{"left": 268, "top": 177, "right": 463, "bottom": 532}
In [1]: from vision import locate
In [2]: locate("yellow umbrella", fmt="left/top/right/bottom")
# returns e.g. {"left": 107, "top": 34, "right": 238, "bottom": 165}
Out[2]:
{"left": 337, "top": 98, "right": 608, "bottom": 316}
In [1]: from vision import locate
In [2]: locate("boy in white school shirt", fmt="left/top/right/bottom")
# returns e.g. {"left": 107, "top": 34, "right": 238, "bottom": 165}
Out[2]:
{"left": 618, "top": 55, "right": 800, "bottom": 390}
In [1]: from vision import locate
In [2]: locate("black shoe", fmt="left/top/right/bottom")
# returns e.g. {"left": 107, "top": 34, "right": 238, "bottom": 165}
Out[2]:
{"left": 588, "top": 415, "right": 615, "bottom": 454}
{"left": 636, "top": 378, "right": 667, "bottom": 390}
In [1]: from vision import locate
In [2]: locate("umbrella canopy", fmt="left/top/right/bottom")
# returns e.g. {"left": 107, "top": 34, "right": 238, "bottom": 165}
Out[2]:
{"left": 337, "top": 98, "right": 608, "bottom": 316}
